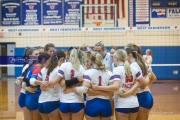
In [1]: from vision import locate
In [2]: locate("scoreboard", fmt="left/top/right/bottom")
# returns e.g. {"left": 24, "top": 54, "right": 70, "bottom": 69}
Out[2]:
{"left": 151, "top": 0, "right": 180, "bottom": 7}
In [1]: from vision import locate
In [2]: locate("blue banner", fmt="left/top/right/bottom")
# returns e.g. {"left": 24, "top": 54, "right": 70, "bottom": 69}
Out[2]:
{"left": 22, "top": 0, "right": 41, "bottom": 25}
{"left": 152, "top": 8, "right": 166, "bottom": 18}
{"left": 43, "top": 0, "right": 63, "bottom": 25}
{"left": 1, "top": 0, "right": 21, "bottom": 26}
{"left": 64, "top": 0, "right": 82, "bottom": 25}
{"left": 0, "top": 56, "right": 38, "bottom": 65}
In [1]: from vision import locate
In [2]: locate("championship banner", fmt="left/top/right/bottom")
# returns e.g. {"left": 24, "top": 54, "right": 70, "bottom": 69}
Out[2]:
{"left": 43, "top": 0, "right": 63, "bottom": 25}
{"left": 1, "top": 0, "right": 21, "bottom": 26}
{"left": 22, "top": 0, "right": 41, "bottom": 25}
{"left": 64, "top": 0, "right": 82, "bottom": 25}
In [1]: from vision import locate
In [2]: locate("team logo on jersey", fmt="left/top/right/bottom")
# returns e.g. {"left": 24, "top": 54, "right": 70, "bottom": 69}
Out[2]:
{"left": 50, "top": 5, "right": 55, "bottom": 10}
{"left": 29, "top": 5, "right": 34, "bottom": 10}
{"left": 71, "top": 4, "right": 76, "bottom": 9}
{"left": 8, "top": 8, "right": 14, "bottom": 13}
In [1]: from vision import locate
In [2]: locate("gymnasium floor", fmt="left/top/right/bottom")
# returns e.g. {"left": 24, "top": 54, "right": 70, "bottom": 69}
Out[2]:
{"left": 0, "top": 77, "right": 180, "bottom": 120}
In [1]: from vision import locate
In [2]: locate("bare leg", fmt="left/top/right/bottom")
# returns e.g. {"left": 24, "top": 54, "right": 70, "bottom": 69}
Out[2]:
{"left": 71, "top": 108, "right": 84, "bottom": 120}
{"left": 22, "top": 107, "right": 34, "bottom": 120}
{"left": 27, "top": 109, "right": 34, "bottom": 120}
{"left": 129, "top": 112, "right": 138, "bottom": 120}
{"left": 86, "top": 115, "right": 100, "bottom": 120}
{"left": 59, "top": 111, "right": 71, "bottom": 120}
{"left": 48, "top": 109, "right": 62, "bottom": 120}
{"left": 136, "top": 107, "right": 149, "bottom": 120}
{"left": 33, "top": 110, "right": 43, "bottom": 120}
{"left": 100, "top": 116, "right": 111, "bottom": 120}
{"left": 115, "top": 111, "right": 129, "bottom": 120}
{"left": 40, "top": 113, "right": 49, "bottom": 120}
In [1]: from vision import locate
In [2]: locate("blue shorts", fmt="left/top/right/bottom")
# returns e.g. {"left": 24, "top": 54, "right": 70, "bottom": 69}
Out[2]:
{"left": 137, "top": 91, "right": 154, "bottom": 109}
{"left": 85, "top": 98, "right": 112, "bottom": 117}
{"left": 18, "top": 93, "right": 26, "bottom": 108}
{"left": 59, "top": 102, "right": 84, "bottom": 113}
{"left": 115, "top": 107, "right": 139, "bottom": 114}
{"left": 38, "top": 101, "right": 59, "bottom": 114}
{"left": 83, "top": 94, "right": 86, "bottom": 101}
{"left": 25, "top": 92, "right": 40, "bottom": 110}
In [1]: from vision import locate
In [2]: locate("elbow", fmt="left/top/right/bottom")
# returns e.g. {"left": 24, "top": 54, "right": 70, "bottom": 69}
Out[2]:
{"left": 113, "top": 86, "right": 120, "bottom": 91}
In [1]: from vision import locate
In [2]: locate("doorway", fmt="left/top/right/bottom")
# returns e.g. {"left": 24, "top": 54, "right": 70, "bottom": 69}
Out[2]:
{"left": 0, "top": 42, "right": 15, "bottom": 77}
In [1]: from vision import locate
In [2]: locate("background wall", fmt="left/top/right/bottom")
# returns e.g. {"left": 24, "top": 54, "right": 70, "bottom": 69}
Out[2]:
{"left": 0, "top": 0, "right": 180, "bottom": 80}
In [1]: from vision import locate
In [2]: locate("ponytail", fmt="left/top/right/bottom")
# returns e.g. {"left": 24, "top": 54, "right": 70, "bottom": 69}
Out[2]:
{"left": 70, "top": 49, "right": 81, "bottom": 71}
{"left": 91, "top": 53, "right": 107, "bottom": 71}
{"left": 78, "top": 50, "right": 86, "bottom": 69}
{"left": 136, "top": 52, "right": 148, "bottom": 76}
{"left": 124, "top": 61, "right": 131, "bottom": 78}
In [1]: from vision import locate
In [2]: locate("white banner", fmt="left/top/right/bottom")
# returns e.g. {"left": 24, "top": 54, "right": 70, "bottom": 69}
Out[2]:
{"left": 167, "top": 8, "right": 180, "bottom": 18}
{"left": 0, "top": 26, "right": 180, "bottom": 32}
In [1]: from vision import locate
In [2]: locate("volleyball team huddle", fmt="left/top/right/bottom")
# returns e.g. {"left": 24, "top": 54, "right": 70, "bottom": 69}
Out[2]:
{"left": 16, "top": 42, "right": 156, "bottom": 120}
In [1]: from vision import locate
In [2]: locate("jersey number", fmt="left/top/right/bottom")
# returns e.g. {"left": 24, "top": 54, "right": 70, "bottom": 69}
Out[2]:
{"left": 98, "top": 76, "right": 102, "bottom": 86}
{"left": 71, "top": 70, "right": 75, "bottom": 79}
{"left": 125, "top": 75, "right": 133, "bottom": 83}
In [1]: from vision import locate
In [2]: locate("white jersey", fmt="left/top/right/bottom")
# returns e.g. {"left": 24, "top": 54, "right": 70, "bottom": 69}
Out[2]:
{"left": 143, "top": 55, "right": 152, "bottom": 70}
{"left": 38, "top": 66, "right": 61, "bottom": 103}
{"left": 20, "top": 64, "right": 29, "bottom": 94}
{"left": 113, "top": 65, "right": 141, "bottom": 108}
{"left": 112, "top": 62, "right": 116, "bottom": 72}
{"left": 57, "top": 62, "right": 85, "bottom": 103}
{"left": 103, "top": 52, "right": 113, "bottom": 72}
{"left": 131, "top": 61, "right": 150, "bottom": 93}
{"left": 83, "top": 68, "right": 113, "bottom": 101}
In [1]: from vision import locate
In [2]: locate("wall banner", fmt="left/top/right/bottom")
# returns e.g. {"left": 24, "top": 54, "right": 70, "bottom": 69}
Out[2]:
{"left": 43, "top": 0, "right": 63, "bottom": 25}
{"left": 22, "top": 0, "right": 41, "bottom": 25}
{"left": 1, "top": 0, "right": 21, "bottom": 26}
{"left": 64, "top": 0, "right": 82, "bottom": 25}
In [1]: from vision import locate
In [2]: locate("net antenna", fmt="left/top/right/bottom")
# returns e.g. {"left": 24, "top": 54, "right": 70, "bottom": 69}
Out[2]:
{"left": 80, "top": 4, "right": 117, "bottom": 27}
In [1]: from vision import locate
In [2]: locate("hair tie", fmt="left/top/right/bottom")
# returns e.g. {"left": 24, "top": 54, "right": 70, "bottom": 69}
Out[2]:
{"left": 53, "top": 52, "right": 57, "bottom": 57}
{"left": 34, "top": 46, "right": 40, "bottom": 48}
{"left": 26, "top": 46, "right": 30, "bottom": 49}
{"left": 132, "top": 51, "right": 137, "bottom": 53}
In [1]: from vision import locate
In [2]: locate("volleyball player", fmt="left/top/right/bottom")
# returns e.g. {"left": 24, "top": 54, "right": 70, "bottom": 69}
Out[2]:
{"left": 35, "top": 46, "right": 44, "bottom": 54}
{"left": 44, "top": 43, "right": 56, "bottom": 56}
{"left": 44, "top": 48, "right": 85, "bottom": 120}
{"left": 16, "top": 47, "right": 39, "bottom": 120}
{"left": 25, "top": 53, "right": 50, "bottom": 120}
{"left": 124, "top": 44, "right": 156, "bottom": 120}
{"left": 92, "top": 49, "right": 151, "bottom": 120}
{"left": 144, "top": 49, "right": 153, "bottom": 71}
{"left": 93, "top": 41, "right": 112, "bottom": 71}
{"left": 65, "top": 53, "right": 112, "bottom": 120}
{"left": 110, "top": 46, "right": 120, "bottom": 71}
{"left": 36, "top": 50, "right": 65, "bottom": 120}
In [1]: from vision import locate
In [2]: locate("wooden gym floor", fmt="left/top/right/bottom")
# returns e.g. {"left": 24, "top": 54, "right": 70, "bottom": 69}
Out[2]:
{"left": 0, "top": 77, "right": 180, "bottom": 120}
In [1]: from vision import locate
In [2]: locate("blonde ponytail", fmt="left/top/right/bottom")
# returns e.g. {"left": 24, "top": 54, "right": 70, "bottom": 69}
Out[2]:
{"left": 91, "top": 53, "right": 107, "bottom": 71}
{"left": 69, "top": 49, "right": 81, "bottom": 71}
{"left": 124, "top": 61, "right": 131, "bottom": 78}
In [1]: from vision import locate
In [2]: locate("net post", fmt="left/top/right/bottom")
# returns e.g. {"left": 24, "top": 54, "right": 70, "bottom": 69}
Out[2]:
{"left": 114, "top": 3, "right": 117, "bottom": 27}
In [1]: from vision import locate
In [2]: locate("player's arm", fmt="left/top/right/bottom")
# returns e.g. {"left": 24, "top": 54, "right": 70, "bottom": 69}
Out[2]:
{"left": 92, "top": 80, "right": 120, "bottom": 92}
{"left": 60, "top": 75, "right": 83, "bottom": 88}
{"left": 119, "top": 80, "right": 140, "bottom": 98}
{"left": 149, "top": 70, "right": 156, "bottom": 85}
{"left": 87, "top": 88, "right": 110, "bottom": 96}
{"left": 48, "top": 75, "right": 62, "bottom": 86}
